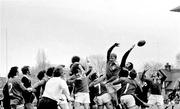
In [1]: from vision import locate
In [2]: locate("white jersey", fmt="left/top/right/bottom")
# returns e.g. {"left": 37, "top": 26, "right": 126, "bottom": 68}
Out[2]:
{"left": 42, "top": 77, "right": 70, "bottom": 102}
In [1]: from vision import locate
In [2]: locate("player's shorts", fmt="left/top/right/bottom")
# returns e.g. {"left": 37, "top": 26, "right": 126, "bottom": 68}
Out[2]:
{"left": 120, "top": 94, "right": 136, "bottom": 108}
{"left": 75, "top": 92, "right": 90, "bottom": 103}
{"left": 148, "top": 94, "right": 164, "bottom": 106}
{"left": 95, "top": 93, "right": 112, "bottom": 105}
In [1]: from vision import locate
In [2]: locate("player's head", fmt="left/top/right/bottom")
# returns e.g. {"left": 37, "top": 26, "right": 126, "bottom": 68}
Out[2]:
{"left": 8, "top": 66, "right": 19, "bottom": 78}
{"left": 46, "top": 67, "right": 55, "bottom": 77}
{"left": 71, "top": 56, "right": 80, "bottom": 63}
{"left": 110, "top": 53, "right": 117, "bottom": 62}
{"left": 21, "top": 66, "right": 30, "bottom": 75}
{"left": 53, "top": 67, "right": 64, "bottom": 77}
{"left": 37, "top": 70, "right": 46, "bottom": 80}
{"left": 125, "top": 62, "right": 133, "bottom": 71}
{"left": 129, "top": 69, "right": 137, "bottom": 80}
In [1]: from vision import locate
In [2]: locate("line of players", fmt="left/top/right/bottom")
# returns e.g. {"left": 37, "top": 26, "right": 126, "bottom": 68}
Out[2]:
{"left": 3, "top": 43, "right": 176, "bottom": 109}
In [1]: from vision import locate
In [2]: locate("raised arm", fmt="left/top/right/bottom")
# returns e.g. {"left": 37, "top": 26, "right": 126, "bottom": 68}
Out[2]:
{"left": 86, "top": 67, "right": 92, "bottom": 76}
{"left": 107, "top": 43, "right": 119, "bottom": 62}
{"left": 120, "top": 44, "right": 135, "bottom": 68}
{"left": 141, "top": 69, "right": 149, "bottom": 81}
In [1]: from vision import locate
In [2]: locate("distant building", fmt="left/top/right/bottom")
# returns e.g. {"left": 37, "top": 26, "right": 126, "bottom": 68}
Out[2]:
{"left": 160, "top": 63, "right": 180, "bottom": 94}
{"left": 171, "top": 6, "right": 180, "bottom": 12}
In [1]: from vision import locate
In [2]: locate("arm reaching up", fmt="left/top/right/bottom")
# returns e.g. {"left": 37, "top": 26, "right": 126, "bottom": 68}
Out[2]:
{"left": 120, "top": 44, "right": 135, "bottom": 68}
{"left": 141, "top": 69, "right": 149, "bottom": 81}
{"left": 107, "top": 43, "right": 119, "bottom": 62}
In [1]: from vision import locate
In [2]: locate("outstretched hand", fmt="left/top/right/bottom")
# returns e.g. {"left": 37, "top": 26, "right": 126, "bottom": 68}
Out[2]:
{"left": 130, "top": 44, "right": 135, "bottom": 50}
{"left": 114, "top": 43, "right": 120, "bottom": 47}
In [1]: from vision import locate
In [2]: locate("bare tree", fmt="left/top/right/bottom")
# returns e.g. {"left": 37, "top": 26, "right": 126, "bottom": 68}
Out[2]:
{"left": 36, "top": 49, "right": 47, "bottom": 71}
{"left": 87, "top": 54, "right": 106, "bottom": 76}
{"left": 143, "top": 61, "right": 163, "bottom": 77}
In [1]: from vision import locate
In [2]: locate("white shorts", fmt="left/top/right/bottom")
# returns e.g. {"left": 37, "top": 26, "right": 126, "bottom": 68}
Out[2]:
{"left": 120, "top": 94, "right": 136, "bottom": 108}
{"left": 95, "top": 93, "right": 112, "bottom": 105}
{"left": 75, "top": 92, "right": 90, "bottom": 103}
{"left": 148, "top": 94, "right": 164, "bottom": 106}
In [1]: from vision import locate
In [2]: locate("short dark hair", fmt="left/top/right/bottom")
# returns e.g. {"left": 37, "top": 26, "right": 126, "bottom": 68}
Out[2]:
{"left": 71, "top": 56, "right": 80, "bottom": 63}
{"left": 53, "top": 67, "right": 64, "bottom": 77}
{"left": 8, "top": 66, "right": 18, "bottom": 78}
{"left": 21, "top": 66, "right": 30, "bottom": 75}
{"left": 70, "top": 63, "right": 85, "bottom": 75}
{"left": 46, "top": 67, "right": 55, "bottom": 77}
{"left": 127, "top": 62, "right": 133, "bottom": 71}
{"left": 129, "top": 69, "right": 137, "bottom": 80}
{"left": 37, "top": 70, "right": 46, "bottom": 80}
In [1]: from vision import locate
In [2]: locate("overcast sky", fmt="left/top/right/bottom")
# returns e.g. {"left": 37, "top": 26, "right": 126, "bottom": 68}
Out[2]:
{"left": 1, "top": 0, "right": 180, "bottom": 77}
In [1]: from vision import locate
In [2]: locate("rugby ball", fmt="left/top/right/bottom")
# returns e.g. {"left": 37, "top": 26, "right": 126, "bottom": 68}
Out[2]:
{"left": 137, "top": 40, "right": 146, "bottom": 47}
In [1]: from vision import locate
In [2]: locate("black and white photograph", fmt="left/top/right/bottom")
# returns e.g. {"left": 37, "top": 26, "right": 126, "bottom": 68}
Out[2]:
{"left": 0, "top": 0, "right": 180, "bottom": 109}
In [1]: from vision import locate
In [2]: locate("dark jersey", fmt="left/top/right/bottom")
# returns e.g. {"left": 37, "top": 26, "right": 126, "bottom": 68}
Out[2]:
{"left": 140, "top": 81, "right": 150, "bottom": 102}
{"left": 21, "top": 76, "right": 31, "bottom": 88}
{"left": 21, "top": 75, "right": 34, "bottom": 103}
{"left": 94, "top": 83, "right": 108, "bottom": 96}
{"left": 144, "top": 77, "right": 165, "bottom": 95}
{"left": 8, "top": 77, "right": 27, "bottom": 105}
{"left": 74, "top": 77, "right": 89, "bottom": 94}
{"left": 106, "top": 61, "right": 119, "bottom": 80}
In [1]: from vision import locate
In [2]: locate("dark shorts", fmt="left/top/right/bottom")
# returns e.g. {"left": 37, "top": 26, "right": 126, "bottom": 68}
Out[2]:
{"left": 37, "top": 97, "right": 58, "bottom": 109}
